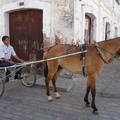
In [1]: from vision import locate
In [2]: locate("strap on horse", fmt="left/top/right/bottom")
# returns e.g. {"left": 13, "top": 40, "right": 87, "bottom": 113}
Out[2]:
{"left": 94, "top": 41, "right": 118, "bottom": 64}
{"left": 95, "top": 43, "right": 109, "bottom": 64}
{"left": 80, "top": 44, "right": 87, "bottom": 77}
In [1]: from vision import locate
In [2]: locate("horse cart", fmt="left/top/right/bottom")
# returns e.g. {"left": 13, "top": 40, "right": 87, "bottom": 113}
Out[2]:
{"left": 0, "top": 62, "right": 36, "bottom": 97}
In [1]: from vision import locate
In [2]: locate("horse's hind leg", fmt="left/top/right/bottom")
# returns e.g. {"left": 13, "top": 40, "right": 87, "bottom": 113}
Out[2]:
{"left": 44, "top": 62, "right": 56, "bottom": 101}
{"left": 52, "top": 69, "right": 62, "bottom": 99}
{"left": 45, "top": 75, "right": 53, "bottom": 101}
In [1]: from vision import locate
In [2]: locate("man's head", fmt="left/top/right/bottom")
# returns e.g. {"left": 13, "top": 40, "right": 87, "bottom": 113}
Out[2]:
{"left": 2, "top": 36, "right": 10, "bottom": 45}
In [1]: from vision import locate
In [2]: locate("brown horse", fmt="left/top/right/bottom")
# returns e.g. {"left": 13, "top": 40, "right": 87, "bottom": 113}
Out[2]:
{"left": 44, "top": 37, "right": 120, "bottom": 112}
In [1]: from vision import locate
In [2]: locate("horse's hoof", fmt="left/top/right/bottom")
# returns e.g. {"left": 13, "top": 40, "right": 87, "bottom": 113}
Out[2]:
{"left": 48, "top": 96, "right": 53, "bottom": 102}
{"left": 84, "top": 98, "right": 90, "bottom": 107}
{"left": 55, "top": 92, "right": 61, "bottom": 99}
{"left": 93, "top": 110, "right": 99, "bottom": 115}
{"left": 86, "top": 103, "right": 90, "bottom": 107}
{"left": 93, "top": 108, "right": 98, "bottom": 114}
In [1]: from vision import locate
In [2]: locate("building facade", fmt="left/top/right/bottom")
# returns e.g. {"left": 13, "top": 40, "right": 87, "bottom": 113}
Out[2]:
{"left": 0, "top": 0, "right": 120, "bottom": 60}
{"left": 74, "top": 0, "right": 120, "bottom": 44}
{"left": 0, "top": 0, "right": 53, "bottom": 60}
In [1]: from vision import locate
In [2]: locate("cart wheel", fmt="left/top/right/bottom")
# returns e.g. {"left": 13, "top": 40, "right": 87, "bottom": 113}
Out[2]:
{"left": 21, "top": 65, "right": 36, "bottom": 87}
{"left": 0, "top": 79, "right": 5, "bottom": 97}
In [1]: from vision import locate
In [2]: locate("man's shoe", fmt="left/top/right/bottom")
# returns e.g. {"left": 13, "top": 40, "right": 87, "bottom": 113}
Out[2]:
{"left": 5, "top": 77, "right": 9, "bottom": 82}
{"left": 6, "top": 70, "right": 11, "bottom": 77}
{"left": 14, "top": 74, "right": 23, "bottom": 80}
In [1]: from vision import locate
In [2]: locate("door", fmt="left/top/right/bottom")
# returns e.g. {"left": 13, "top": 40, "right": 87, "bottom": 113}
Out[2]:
{"left": 9, "top": 10, "right": 43, "bottom": 61}
{"left": 84, "top": 15, "right": 91, "bottom": 44}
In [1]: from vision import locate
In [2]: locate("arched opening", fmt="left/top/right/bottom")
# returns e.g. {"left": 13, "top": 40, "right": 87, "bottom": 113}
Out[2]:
{"left": 84, "top": 13, "right": 96, "bottom": 44}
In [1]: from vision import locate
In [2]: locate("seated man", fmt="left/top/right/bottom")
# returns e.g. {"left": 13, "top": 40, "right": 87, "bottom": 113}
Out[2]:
{"left": 0, "top": 36, "right": 24, "bottom": 82}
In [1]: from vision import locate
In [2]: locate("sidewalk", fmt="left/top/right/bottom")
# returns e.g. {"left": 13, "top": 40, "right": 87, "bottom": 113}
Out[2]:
{"left": 0, "top": 61, "right": 120, "bottom": 120}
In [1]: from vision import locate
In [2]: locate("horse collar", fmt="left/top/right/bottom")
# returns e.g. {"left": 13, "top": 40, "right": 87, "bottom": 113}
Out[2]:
{"left": 95, "top": 44, "right": 116, "bottom": 64}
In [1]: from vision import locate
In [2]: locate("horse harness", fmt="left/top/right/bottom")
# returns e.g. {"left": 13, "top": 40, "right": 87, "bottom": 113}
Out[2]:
{"left": 95, "top": 42, "right": 119, "bottom": 64}
{"left": 80, "top": 44, "right": 88, "bottom": 77}
{"left": 79, "top": 43, "right": 119, "bottom": 76}
{"left": 65, "top": 43, "right": 118, "bottom": 77}
{"left": 65, "top": 44, "right": 88, "bottom": 77}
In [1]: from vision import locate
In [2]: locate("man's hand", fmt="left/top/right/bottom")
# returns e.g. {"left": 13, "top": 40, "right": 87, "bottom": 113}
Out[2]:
{"left": 3, "top": 58, "right": 15, "bottom": 64}
{"left": 13, "top": 56, "right": 24, "bottom": 63}
{"left": 9, "top": 60, "right": 15, "bottom": 64}
{"left": 20, "top": 59, "right": 24, "bottom": 63}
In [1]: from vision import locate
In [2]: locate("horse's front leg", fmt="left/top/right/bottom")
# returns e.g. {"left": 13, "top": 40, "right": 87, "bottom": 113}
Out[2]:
{"left": 84, "top": 86, "right": 90, "bottom": 106}
{"left": 91, "top": 87, "right": 97, "bottom": 112}
{"left": 84, "top": 78, "right": 92, "bottom": 106}
{"left": 89, "top": 75, "right": 98, "bottom": 112}
{"left": 52, "top": 71, "right": 61, "bottom": 99}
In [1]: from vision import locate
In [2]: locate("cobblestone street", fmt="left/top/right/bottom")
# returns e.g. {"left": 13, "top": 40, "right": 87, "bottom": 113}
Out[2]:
{"left": 0, "top": 61, "right": 120, "bottom": 120}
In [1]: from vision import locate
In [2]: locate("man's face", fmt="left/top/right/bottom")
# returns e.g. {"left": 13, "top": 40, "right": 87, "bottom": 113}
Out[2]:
{"left": 3, "top": 37, "right": 10, "bottom": 45}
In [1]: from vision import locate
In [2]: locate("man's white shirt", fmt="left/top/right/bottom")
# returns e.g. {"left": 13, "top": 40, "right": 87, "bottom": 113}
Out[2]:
{"left": 0, "top": 44, "right": 16, "bottom": 59}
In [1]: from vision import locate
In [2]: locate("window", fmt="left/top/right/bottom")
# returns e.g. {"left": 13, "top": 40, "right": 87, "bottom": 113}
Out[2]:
{"left": 84, "top": 15, "right": 91, "bottom": 44}
{"left": 115, "top": 0, "right": 120, "bottom": 5}
{"left": 84, "top": 13, "right": 96, "bottom": 44}
{"left": 115, "top": 27, "right": 118, "bottom": 37}
{"left": 105, "top": 22, "right": 110, "bottom": 40}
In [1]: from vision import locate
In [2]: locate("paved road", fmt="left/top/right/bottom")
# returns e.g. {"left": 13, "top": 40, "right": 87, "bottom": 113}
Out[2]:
{"left": 0, "top": 61, "right": 120, "bottom": 120}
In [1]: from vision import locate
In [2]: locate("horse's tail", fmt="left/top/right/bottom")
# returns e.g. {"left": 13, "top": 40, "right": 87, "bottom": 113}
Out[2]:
{"left": 44, "top": 61, "right": 63, "bottom": 78}
{"left": 44, "top": 61, "right": 48, "bottom": 78}
{"left": 57, "top": 65, "right": 63, "bottom": 72}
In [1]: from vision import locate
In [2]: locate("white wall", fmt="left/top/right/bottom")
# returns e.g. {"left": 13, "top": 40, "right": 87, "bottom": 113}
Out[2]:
{"left": 0, "top": 0, "right": 120, "bottom": 45}
{"left": 74, "top": 0, "right": 120, "bottom": 44}
{"left": 0, "top": 0, "right": 53, "bottom": 44}
{"left": 53, "top": 0, "right": 74, "bottom": 44}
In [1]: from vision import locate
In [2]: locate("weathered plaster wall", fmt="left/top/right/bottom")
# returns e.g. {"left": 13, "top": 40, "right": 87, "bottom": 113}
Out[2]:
{"left": 0, "top": 0, "right": 120, "bottom": 45}
{"left": 53, "top": 0, "right": 74, "bottom": 44}
{"left": 0, "top": 0, "right": 52, "bottom": 46}
{"left": 74, "top": 0, "right": 120, "bottom": 44}
{"left": 0, "top": 0, "right": 18, "bottom": 4}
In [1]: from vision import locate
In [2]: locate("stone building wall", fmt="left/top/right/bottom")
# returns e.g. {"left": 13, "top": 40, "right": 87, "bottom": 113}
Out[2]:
{"left": 0, "top": 0, "right": 120, "bottom": 46}
{"left": 74, "top": 0, "right": 120, "bottom": 44}
{"left": 53, "top": 0, "right": 74, "bottom": 44}
{"left": 0, "top": 0, "right": 52, "bottom": 46}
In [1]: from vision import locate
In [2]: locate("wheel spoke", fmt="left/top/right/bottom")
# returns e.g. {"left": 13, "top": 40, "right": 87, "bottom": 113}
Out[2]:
{"left": 21, "top": 65, "right": 36, "bottom": 87}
